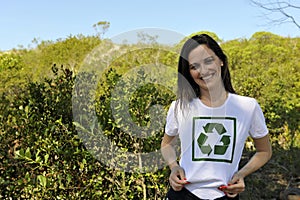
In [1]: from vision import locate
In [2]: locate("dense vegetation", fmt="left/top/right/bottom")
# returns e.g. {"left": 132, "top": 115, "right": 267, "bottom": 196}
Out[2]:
{"left": 0, "top": 31, "right": 299, "bottom": 199}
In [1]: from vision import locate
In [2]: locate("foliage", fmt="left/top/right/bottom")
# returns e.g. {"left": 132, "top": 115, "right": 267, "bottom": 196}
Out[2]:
{"left": 0, "top": 31, "right": 299, "bottom": 199}
{"left": 20, "top": 34, "right": 101, "bottom": 81}
{"left": 239, "top": 146, "right": 300, "bottom": 199}
{"left": 0, "top": 51, "right": 28, "bottom": 97}
{"left": 93, "top": 21, "right": 111, "bottom": 38}
{"left": 174, "top": 30, "right": 222, "bottom": 53}
{"left": 93, "top": 50, "right": 177, "bottom": 166}
{"left": 223, "top": 31, "right": 300, "bottom": 149}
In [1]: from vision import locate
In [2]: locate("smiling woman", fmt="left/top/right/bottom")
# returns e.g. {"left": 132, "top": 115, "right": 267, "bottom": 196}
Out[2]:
{"left": 176, "top": 33, "right": 236, "bottom": 108}
{"left": 188, "top": 45, "right": 225, "bottom": 107}
{"left": 161, "top": 34, "right": 272, "bottom": 200}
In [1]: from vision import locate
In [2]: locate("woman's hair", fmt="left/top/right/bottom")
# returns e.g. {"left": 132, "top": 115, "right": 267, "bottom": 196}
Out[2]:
{"left": 177, "top": 34, "right": 236, "bottom": 106}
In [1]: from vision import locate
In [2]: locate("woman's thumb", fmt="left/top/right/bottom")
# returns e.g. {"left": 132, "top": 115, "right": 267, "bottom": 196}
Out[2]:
{"left": 228, "top": 174, "right": 239, "bottom": 185}
{"left": 178, "top": 167, "right": 186, "bottom": 180}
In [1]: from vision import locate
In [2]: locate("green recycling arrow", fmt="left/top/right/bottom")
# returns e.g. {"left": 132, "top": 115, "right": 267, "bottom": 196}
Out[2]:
{"left": 197, "top": 132, "right": 213, "bottom": 155}
{"left": 197, "top": 123, "right": 230, "bottom": 156}
{"left": 214, "top": 135, "right": 231, "bottom": 155}
{"left": 203, "top": 123, "right": 226, "bottom": 135}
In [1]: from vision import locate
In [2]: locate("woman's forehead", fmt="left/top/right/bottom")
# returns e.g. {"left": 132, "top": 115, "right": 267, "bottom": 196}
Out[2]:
{"left": 188, "top": 45, "right": 215, "bottom": 61}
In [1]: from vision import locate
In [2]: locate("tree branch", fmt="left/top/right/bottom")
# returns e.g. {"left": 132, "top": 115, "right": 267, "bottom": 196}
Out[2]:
{"left": 250, "top": 0, "right": 300, "bottom": 29}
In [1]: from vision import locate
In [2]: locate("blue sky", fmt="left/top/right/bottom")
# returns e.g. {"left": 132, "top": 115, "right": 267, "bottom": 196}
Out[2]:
{"left": 1, "top": 0, "right": 299, "bottom": 51}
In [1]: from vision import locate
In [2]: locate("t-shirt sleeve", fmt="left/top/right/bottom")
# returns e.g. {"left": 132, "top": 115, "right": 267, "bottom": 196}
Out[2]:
{"left": 249, "top": 100, "right": 269, "bottom": 139}
{"left": 165, "top": 101, "right": 179, "bottom": 136}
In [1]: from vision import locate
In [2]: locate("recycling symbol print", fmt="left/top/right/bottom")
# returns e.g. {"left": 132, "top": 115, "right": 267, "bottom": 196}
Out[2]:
{"left": 197, "top": 123, "right": 230, "bottom": 156}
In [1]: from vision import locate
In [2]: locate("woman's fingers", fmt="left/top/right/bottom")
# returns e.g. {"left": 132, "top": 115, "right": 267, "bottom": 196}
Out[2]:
{"left": 169, "top": 166, "right": 189, "bottom": 191}
{"left": 224, "top": 174, "right": 245, "bottom": 195}
{"left": 169, "top": 178, "right": 184, "bottom": 191}
{"left": 223, "top": 182, "right": 245, "bottom": 196}
{"left": 218, "top": 177, "right": 245, "bottom": 197}
{"left": 226, "top": 192, "right": 238, "bottom": 198}
{"left": 169, "top": 176, "right": 186, "bottom": 191}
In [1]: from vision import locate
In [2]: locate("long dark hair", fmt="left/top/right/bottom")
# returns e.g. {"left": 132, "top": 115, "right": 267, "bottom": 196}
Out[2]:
{"left": 177, "top": 34, "right": 236, "bottom": 106}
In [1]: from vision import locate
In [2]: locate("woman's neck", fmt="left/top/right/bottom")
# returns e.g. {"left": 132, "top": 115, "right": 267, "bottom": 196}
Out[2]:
{"left": 200, "top": 88, "right": 228, "bottom": 107}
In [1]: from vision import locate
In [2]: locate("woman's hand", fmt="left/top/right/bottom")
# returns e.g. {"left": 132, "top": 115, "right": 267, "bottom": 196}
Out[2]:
{"left": 220, "top": 135, "right": 272, "bottom": 197}
{"left": 169, "top": 165, "right": 189, "bottom": 191}
{"left": 220, "top": 173, "right": 245, "bottom": 197}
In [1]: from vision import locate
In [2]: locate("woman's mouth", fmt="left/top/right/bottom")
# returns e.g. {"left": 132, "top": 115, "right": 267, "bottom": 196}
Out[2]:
{"left": 200, "top": 73, "right": 215, "bottom": 81}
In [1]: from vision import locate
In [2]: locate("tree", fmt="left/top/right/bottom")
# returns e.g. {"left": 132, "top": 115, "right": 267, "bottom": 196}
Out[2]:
{"left": 251, "top": 0, "right": 300, "bottom": 29}
{"left": 93, "top": 21, "right": 110, "bottom": 38}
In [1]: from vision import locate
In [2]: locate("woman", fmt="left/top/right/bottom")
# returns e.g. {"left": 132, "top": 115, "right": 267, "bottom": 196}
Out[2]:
{"left": 161, "top": 34, "right": 272, "bottom": 200}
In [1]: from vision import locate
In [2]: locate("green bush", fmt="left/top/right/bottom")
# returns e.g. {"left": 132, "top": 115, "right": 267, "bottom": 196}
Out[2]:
{"left": 0, "top": 31, "right": 299, "bottom": 199}
{"left": 0, "top": 64, "right": 172, "bottom": 199}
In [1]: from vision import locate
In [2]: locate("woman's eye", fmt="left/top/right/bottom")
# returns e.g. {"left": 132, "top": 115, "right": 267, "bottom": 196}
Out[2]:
{"left": 189, "top": 64, "right": 198, "bottom": 70}
{"left": 204, "top": 58, "right": 214, "bottom": 65}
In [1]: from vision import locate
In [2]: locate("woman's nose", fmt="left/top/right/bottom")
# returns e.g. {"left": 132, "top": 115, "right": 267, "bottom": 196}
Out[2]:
{"left": 196, "top": 64, "right": 208, "bottom": 74}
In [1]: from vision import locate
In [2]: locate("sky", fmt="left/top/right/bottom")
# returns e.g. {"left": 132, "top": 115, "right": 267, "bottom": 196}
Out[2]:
{"left": 1, "top": 0, "right": 300, "bottom": 51}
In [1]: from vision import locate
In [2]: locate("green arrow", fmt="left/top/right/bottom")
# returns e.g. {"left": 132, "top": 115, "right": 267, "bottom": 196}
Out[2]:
{"left": 214, "top": 145, "right": 229, "bottom": 155}
{"left": 200, "top": 145, "right": 213, "bottom": 156}
{"left": 203, "top": 123, "right": 226, "bottom": 134}
{"left": 197, "top": 133, "right": 212, "bottom": 155}
{"left": 215, "top": 124, "right": 226, "bottom": 135}
{"left": 214, "top": 135, "right": 231, "bottom": 155}
{"left": 203, "top": 123, "right": 214, "bottom": 133}
{"left": 220, "top": 135, "right": 230, "bottom": 145}
{"left": 199, "top": 123, "right": 230, "bottom": 156}
{"left": 197, "top": 132, "right": 208, "bottom": 146}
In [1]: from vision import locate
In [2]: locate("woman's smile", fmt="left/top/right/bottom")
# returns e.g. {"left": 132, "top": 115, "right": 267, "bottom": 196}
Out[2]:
{"left": 200, "top": 72, "right": 216, "bottom": 81}
{"left": 188, "top": 44, "right": 223, "bottom": 90}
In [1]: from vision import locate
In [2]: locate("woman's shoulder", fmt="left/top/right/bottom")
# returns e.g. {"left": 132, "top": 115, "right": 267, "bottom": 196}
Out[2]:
{"left": 229, "top": 93, "right": 258, "bottom": 105}
{"left": 230, "top": 93, "right": 256, "bottom": 101}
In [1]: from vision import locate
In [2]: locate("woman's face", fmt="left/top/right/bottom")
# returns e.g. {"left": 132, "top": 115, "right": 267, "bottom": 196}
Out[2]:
{"left": 188, "top": 44, "right": 223, "bottom": 91}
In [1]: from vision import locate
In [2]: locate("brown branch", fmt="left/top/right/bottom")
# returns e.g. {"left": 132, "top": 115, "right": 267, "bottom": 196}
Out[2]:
{"left": 250, "top": 0, "right": 300, "bottom": 29}
{"left": 277, "top": 6, "right": 300, "bottom": 29}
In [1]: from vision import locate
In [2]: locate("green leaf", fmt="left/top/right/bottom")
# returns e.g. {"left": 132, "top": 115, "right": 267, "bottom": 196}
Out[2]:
{"left": 37, "top": 175, "right": 47, "bottom": 187}
{"left": 44, "top": 154, "right": 49, "bottom": 163}
{"left": 35, "top": 156, "right": 41, "bottom": 163}
{"left": 15, "top": 148, "right": 25, "bottom": 159}
{"left": 25, "top": 147, "right": 31, "bottom": 159}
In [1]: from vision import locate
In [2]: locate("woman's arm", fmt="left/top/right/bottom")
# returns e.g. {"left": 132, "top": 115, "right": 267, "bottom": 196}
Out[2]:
{"left": 161, "top": 134, "right": 179, "bottom": 170}
{"left": 225, "top": 134, "right": 272, "bottom": 197}
{"left": 235, "top": 134, "right": 272, "bottom": 178}
{"left": 161, "top": 133, "right": 188, "bottom": 191}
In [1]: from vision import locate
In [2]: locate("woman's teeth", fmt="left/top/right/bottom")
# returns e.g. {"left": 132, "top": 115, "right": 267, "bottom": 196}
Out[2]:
{"left": 201, "top": 74, "right": 213, "bottom": 80}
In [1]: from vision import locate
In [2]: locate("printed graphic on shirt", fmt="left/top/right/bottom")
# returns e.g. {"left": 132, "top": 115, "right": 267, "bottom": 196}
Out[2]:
{"left": 192, "top": 117, "right": 236, "bottom": 163}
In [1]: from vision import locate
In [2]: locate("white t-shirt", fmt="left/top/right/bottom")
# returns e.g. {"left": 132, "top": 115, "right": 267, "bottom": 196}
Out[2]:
{"left": 165, "top": 93, "right": 268, "bottom": 199}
